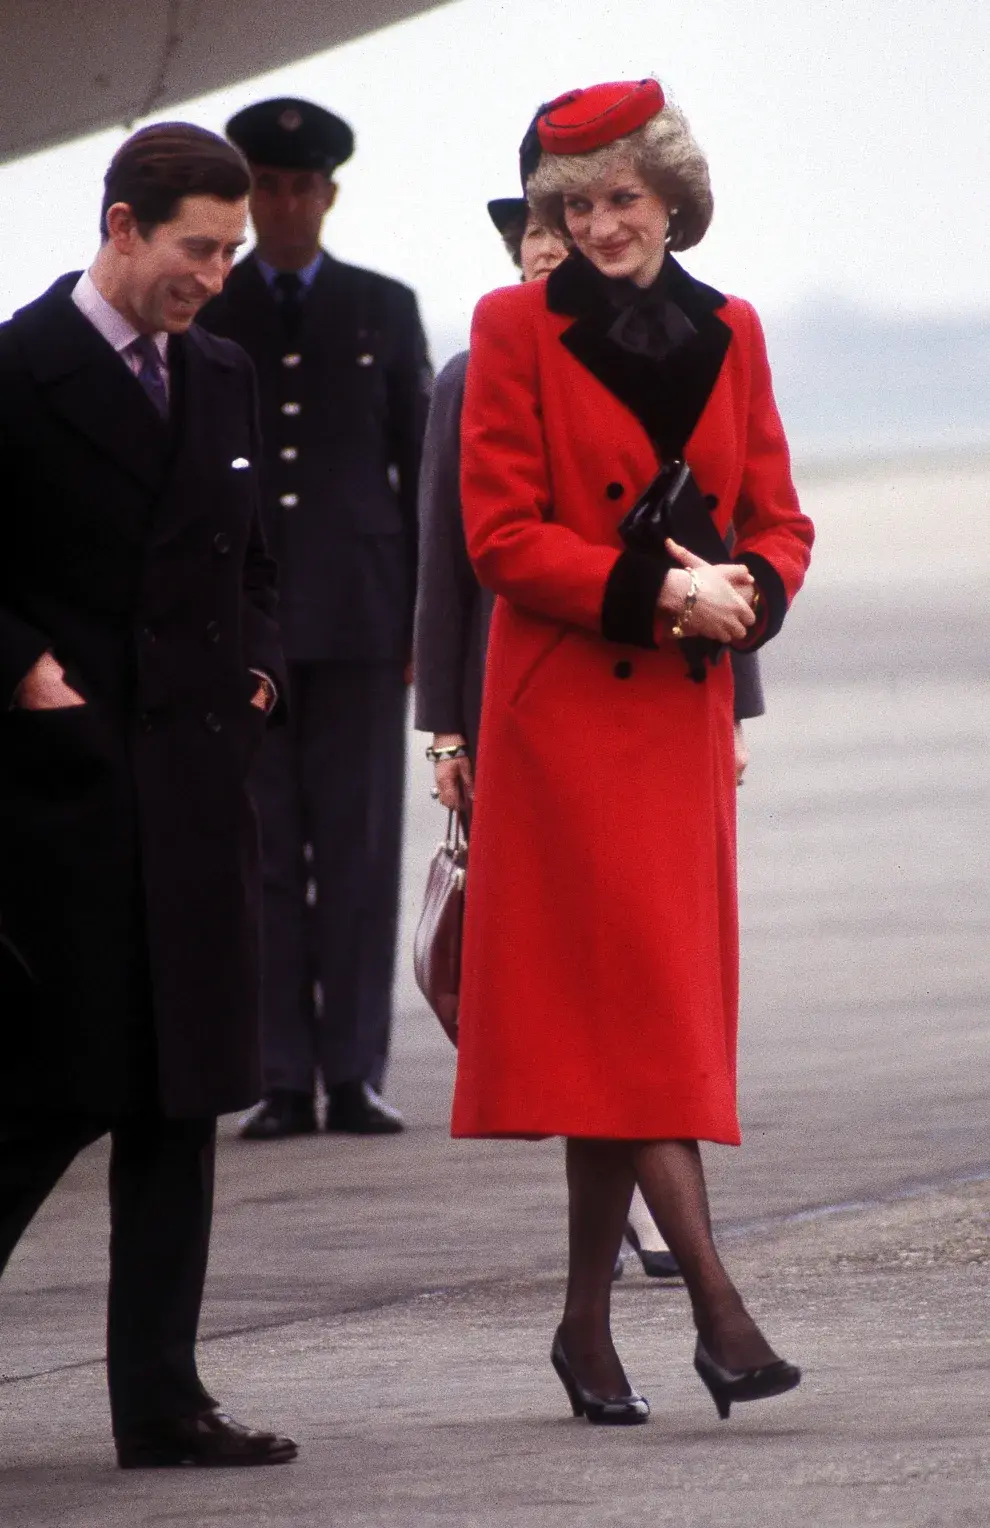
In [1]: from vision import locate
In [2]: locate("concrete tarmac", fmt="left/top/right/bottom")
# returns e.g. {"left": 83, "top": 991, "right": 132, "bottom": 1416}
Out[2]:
{"left": 1, "top": 453, "right": 988, "bottom": 1525}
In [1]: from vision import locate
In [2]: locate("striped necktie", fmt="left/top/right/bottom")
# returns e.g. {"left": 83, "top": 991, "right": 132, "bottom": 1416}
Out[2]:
{"left": 129, "top": 334, "right": 169, "bottom": 418}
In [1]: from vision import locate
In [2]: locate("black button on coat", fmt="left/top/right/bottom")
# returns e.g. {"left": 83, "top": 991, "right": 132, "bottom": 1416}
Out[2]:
{"left": 0, "top": 275, "right": 287, "bottom": 1118}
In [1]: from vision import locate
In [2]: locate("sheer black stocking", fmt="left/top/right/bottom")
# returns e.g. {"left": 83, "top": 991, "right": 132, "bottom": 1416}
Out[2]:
{"left": 632, "top": 1139, "right": 779, "bottom": 1369}
{"left": 561, "top": 1136, "right": 779, "bottom": 1390}
{"left": 560, "top": 1138, "right": 636, "bottom": 1397}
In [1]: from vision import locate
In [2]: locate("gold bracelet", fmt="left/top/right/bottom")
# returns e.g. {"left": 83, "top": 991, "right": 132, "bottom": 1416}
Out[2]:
{"left": 671, "top": 570, "right": 699, "bottom": 640}
{"left": 426, "top": 743, "right": 468, "bottom": 763}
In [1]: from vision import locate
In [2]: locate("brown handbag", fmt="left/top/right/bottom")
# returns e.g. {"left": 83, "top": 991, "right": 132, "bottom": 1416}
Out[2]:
{"left": 413, "top": 809, "right": 467, "bottom": 1046}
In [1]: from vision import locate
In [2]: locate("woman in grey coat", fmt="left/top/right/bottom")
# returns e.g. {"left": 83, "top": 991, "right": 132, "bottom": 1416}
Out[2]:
{"left": 413, "top": 198, "right": 561, "bottom": 764}
{"left": 413, "top": 192, "right": 767, "bottom": 1280}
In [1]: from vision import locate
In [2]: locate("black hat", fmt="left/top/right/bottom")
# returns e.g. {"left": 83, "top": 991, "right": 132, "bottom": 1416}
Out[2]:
{"left": 487, "top": 197, "right": 528, "bottom": 236}
{"left": 488, "top": 102, "right": 561, "bottom": 238}
{"left": 226, "top": 97, "right": 354, "bottom": 175}
{"left": 517, "top": 101, "right": 552, "bottom": 190}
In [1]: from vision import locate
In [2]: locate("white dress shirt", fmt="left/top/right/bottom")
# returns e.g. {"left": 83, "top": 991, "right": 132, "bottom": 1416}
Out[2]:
{"left": 71, "top": 271, "right": 169, "bottom": 397}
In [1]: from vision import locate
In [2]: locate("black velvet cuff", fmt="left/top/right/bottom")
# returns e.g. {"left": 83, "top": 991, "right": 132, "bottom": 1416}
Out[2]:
{"left": 601, "top": 549, "right": 670, "bottom": 648}
{"left": 734, "top": 552, "right": 787, "bottom": 649}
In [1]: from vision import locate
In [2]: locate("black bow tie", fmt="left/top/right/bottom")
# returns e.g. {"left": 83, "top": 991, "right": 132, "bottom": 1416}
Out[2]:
{"left": 606, "top": 291, "right": 697, "bottom": 362}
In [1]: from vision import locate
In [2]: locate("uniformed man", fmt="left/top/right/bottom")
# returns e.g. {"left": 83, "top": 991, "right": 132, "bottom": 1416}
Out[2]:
{"left": 200, "top": 98, "right": 431, "bottom": 1139}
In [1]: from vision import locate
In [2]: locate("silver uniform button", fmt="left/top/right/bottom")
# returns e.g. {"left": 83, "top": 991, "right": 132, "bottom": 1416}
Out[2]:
{"left": 357, "top": 353, "right": 374, "bottom": 367}
{"left": 280, "top": 493, "right": 299, "bottom": 508}
{"left": 282, "top": 353, "right": 302, "bottom": 368}
{"left": 281, "top": 401, "right": 301, "bottom": 416}
{"left": 280, "top": 446, "right": 298, "bottom": 462}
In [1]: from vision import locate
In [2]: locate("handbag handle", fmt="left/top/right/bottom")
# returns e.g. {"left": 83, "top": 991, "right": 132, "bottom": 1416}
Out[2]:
{"left": 443, "top": 766, "right": 471, "bottom": 848}
{"left": 444, "top": 806, "right": 470, "bottom": 851}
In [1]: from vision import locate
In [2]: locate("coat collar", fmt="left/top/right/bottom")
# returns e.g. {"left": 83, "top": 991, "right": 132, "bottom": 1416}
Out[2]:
{"left": 11, "top": 275, "right": 237, "bottom": 501}
{"left": 201, "top": 255, "right": 284, "bottom": 355}
{"left": 546, "top": 250, "right": 727, "bottom": 324}
{"left": 545, "top": 252, "right": 733, "bottom": 459}
{"left": 13, "top": 273, "right": 169, "bottom": 493}
{"left": 215, "top": 251, "right": 362, "bottom": 351}
{"left": 292, "top": 253, "right": 370, "bottom": 343}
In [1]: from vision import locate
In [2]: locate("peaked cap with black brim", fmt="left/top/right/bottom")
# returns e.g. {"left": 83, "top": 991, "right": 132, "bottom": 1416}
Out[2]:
{"left": 226, "top": 97, "right": 354, "bottom": 174}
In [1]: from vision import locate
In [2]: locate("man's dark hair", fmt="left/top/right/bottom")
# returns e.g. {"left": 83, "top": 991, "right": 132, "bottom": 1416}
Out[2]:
{"left": 100, "top": 121, "right": 250, "bottom": 240}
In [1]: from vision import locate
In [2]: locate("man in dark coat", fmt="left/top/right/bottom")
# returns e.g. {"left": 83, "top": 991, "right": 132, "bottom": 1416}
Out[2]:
{"left": 0, "top": 123, "right": 296, "bottom": 1467}
{"left": 200, "top": 98, "right": 432, "bottom": 1140}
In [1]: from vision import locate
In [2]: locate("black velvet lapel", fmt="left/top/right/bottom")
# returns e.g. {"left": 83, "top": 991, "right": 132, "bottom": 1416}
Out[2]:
{"left": 546, "top": 253, "right": 732, "bottom": 459}
{"left": 14, "top": 274, "right": 168, "bottom": 498}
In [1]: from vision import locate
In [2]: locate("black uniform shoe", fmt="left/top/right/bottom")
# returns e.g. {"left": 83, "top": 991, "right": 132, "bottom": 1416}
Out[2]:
{"left": 116, "top": 1405, "right": 298, "bottom": 1468}
{"left": 238, "top": 1090, "right": 317, "bottom": 1141}
{"left": 326, "top": 1081, "right": 405, "bottom": 1135}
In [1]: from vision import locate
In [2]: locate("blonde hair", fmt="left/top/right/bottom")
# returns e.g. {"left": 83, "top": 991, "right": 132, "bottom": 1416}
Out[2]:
{"left": 526, "top": 98, "right": 713, "bottom": 252}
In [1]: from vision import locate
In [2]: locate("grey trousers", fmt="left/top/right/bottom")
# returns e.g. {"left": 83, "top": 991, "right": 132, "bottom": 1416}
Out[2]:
{"left": 251, "top": 660, "right": 407, "bottom": 1095}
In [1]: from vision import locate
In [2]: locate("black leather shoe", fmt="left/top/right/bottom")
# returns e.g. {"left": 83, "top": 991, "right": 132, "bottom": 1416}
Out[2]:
{"left": 551, "top": 1329, "right": 650, "bottom": 1425}
{"left": 625, "top": 1222, "right": 682, "bottom": 1279}
{"left": 326, "top": 1081, "right": 404, "bottom": 1135}
{"left": 694, "top": 1338, "right": 801, "bottom": 1420}
{"left": 238, "top": 1090, "right": 317, "bottom": 1141}
{"left": 116, "top": 1406, "right": 298, "bottom": 1468}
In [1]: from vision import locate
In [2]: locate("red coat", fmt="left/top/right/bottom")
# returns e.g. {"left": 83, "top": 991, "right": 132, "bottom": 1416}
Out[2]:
{"left": 450, "top": 255, "right": 813, "bottom": 1143}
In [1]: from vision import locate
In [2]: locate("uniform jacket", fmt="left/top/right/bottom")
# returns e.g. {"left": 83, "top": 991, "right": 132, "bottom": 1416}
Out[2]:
{"left": 0, "top": 274, "right": 286, "bottom": 1118}
{"left": 414, "top": 348, "right": 765, "bottom": 754}
{"left": 450, "top": 254, "right": 813, "bottom": 1142}
{"left": 199, "top": 253, "right": 431, "bottom": 663}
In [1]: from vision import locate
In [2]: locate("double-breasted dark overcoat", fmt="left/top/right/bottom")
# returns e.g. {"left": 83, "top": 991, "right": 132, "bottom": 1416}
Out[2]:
{"left": 0, "top": 275, "right": 286, "bottom": 1119}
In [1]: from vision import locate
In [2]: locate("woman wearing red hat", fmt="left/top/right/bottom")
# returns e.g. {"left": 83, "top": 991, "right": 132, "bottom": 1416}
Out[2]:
{"left": 451, "top": 79, "right": 814, "bottom": 1425}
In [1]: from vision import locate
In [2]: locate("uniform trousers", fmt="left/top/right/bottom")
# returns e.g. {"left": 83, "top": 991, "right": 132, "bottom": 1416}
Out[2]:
{"left": 0, "top": 1111, "right": 216, "bottom": 1435}
{"left": 252, "top": 660, "right": 407, "bottom": 1095}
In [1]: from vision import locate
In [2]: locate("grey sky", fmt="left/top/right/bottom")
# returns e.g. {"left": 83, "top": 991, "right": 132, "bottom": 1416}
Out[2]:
{"left": 1, "top": 0, "right": 987, "bottom": 357}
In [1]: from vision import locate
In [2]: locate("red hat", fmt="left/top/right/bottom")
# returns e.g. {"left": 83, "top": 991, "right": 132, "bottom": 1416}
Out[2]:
{"left": 536, "top": 79, "right": 665, "bottom": 156}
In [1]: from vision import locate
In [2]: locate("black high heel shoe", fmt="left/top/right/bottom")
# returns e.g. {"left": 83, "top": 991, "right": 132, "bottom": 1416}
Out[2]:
{"left": 551, "top": 1329, "right": 650, "bottom": 1425}
{"left": 693, "top": 1338, "right": 801, "bottom": 1420}
{"left": 624, "top": 1222, "right": 681, "bottom": 1279}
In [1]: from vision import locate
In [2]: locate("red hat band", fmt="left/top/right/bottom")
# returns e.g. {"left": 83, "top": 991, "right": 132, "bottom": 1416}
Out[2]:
{"left": 537, "top": 79, "right": 665, "bottom": 156}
